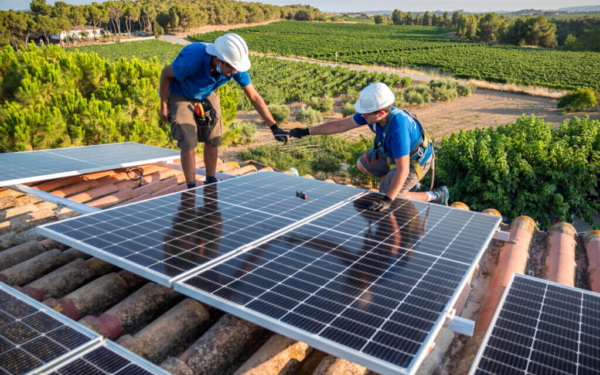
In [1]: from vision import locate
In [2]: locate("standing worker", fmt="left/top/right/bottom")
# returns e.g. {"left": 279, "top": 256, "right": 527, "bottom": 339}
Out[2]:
{"left": 159, "top": 33, "right": 288, "bottom": 188}
{"left": 290, "top": 82, "right": 448, "bottom": 212}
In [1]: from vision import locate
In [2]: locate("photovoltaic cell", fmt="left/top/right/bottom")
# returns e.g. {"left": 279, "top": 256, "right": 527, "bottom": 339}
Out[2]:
{"left": 0, "top": 283, "right": 100, "bottom": 375}
{"left": 469, "top": 274, "right": 600, "bottom": 375}
{"left": 176, "top": 193, "right": 501, "bottom": 375}
{"left": 44, "top": 341, "right": 170, "bottom": 375}
{"left": 0, "top": 143, "right": 180, "bottom": 187}
{"left": 38, "top": 172, "right": 365, "bottom": 286}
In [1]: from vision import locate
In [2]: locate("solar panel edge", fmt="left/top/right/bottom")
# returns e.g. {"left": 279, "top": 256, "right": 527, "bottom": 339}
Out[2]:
{"left": 394, "top": 207, "right": 502, "bottom": 375}
{"left": 0, "top": 282, "right": 103, "bottom": 374}
{"left": 0, "top": 143, "right": 180, "bottom": 187}
{"left": 39, "top": 340, "right": 171, "bottom": 375}
{"left": 173, "top": 280, "right": 411, "bottom": 375}
{"left": 35, "top": 226, "right": 173, "bottom": 287}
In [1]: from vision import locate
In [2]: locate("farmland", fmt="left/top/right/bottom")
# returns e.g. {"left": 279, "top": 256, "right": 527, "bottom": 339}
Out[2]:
{"left": 192, "top": 21, "right": 600, "bottom": 91}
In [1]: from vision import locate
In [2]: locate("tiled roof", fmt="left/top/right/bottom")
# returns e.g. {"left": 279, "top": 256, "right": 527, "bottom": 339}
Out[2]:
{"left": 0, "top": 157, "right": 596, "bottom": 375}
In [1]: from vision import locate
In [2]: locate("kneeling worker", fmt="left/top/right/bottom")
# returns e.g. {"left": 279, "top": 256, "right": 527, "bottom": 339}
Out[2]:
{"left": 159, "top": 33, "right": 288, "bottom": 188}
{"left": 290, "top": 82, "right": 448, "bottom": 212}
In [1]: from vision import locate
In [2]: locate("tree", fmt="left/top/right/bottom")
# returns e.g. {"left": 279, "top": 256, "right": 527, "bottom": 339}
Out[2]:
{"left": 311, "top": 153, "right": 340, "bottom": 179}
{"left": 423, "top": 11, "right": 432, "bottom": 26}
{"left": 52, "top": 1, "right": 70, "bottom": 20}
{"left": 107, "top": 1, "right": 122, "bottom": 41}
{"left": 477, "top": 13, "right": 504, "bottom": 42}
{"left": 30, "top": 0, "right": 51, "bottom": 16}
{"left": 374, "top": 15, "right": 386, "bottom": 25}
{"left": 432, "top": 13, "right": 439, "bottom": 26}
{"left": 156, "top": 11, "right": 170, "bottom": 32}
{"left": 140, "top": 5, "right": 155, "bottom": 34}
{"left": 392, "top": 9, "right": 404, "bottom": 25}
{"left": 86, "top": 4, "right": 105, "bottom": 39}
{"left": 405, "top": 12, "right": 413, "bottom": 25}
{"left": 415, "top": 13, "right": 422, "bottom": 25}
{"left": 123, "top": 4, "right": 140, "bottom": 36}
{"left": 68, "top": 6, "right": 86, "bottom": 29}
{"left": 4, "top": 11, "right": 27, "bottom": 48}
{"left": 35, "top": 15, "right": 57, "bottom": 44}
{"left": 525, "top": 15, "right": 557, "bottom": 48}
{"left": 452, "top": 11, "right": 462, "bottom": 28}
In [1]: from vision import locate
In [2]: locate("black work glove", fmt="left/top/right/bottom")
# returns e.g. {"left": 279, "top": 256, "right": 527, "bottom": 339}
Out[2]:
{"left": 368, "top": 196, "right": 393, "bottom": 212}
{"left": 270, "top": 124, "right": 289, "bottom": 143}
{"left": 289, "top": 128, "right": 310, "bottom": 139}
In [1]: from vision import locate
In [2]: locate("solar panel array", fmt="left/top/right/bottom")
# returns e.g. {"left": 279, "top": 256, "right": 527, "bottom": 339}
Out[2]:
{"left": 469, "top": 274, "right": 600, "bottom": 375}
{"left": 45, "top": 341, "right": 169, "bottom": 375}
{"left": 0, "top": 143, "right": 180, "bottom": 187}
{"left": 0, "top": 284, "right": 101, "bottom": 375}
{"left": 176, "top": 193, "right": 501, "bottom": 375}
{"left": 38, "top": 172, "right": 365, "bottom": 286}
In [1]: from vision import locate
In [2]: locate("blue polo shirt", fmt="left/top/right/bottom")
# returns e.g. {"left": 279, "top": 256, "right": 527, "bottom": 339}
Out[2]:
{"left": 170, "top": 43, "right": 251, "bottom": 100}
{"left": 353, "top": 107, "right": 432, "bottom": 164}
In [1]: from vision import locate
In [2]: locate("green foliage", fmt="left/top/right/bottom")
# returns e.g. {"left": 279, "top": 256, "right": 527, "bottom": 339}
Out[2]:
{"left": 311, "top": 153, "right": 341, "bottom": 178}
{"left": 457, "top": 83, "right": 477, "bottom": 96}
{"left": 400, "top": 77, "right": 412, "bottom": 87}
{"left": 343, "top": 87, "right": 359, "bottom": 105}
{"left": 222, "top": 121, "right": 257, "bottom": 146}
{"left": 557, "top": 88, "right": 598, "bottom": 112}
{"left": 307, "top": 95, "right": 334, "bottom": 113}
{"left": 430, "top": 79, "right": 458, "bottom": 101}
{"left": 341, "top": 103, "right": 356, "bottom": 117}
{"left": 435, "top": 115, "right": 600, "bottom": 229}
{"left": 295, "top": 106, "right": 323, "bottom": 125}
{"left": 405, "top": 85, "right": 431, "bottom": 106}
{"left": 267, "top": 104, "right": 290, "bottom": 123}
{"left": 391, "top": 88, "right": 404, "bottom": 107}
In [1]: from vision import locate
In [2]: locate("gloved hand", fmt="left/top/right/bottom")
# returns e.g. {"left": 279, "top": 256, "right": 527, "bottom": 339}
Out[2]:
{"left": 270, "top": 124, "right": 289, "bottom": 143}
{"left": 368, "top": 196, "right": 393, "bottom": 212}
{"left": 290, "top": 128, "right": 310, "bottom": 139}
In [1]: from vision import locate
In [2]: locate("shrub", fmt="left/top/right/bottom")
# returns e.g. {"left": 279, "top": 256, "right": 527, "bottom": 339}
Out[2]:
{"left": 268, "top": 104, "right": 291, "bottom": 123}
{"left": 432, "top": 86, "right": 458, "bottom": 101}
{"left": 400, "top": 77, "right": 412, "bottom": 87}
{"left": 308, "top": 95, "right": 334, "bottom": 113}
{"left": 430, "top": 79, "right": 458, "bottom": 90}
{"left": 557, "top": 88, "right": 598, "bottom": 112}
{"left": 311, "top": 153, "right": 341, "bottom": 179}
{"left": 391, "top": 88, "right": 404, "bottom": 107}
{"left": 222, "top": 122, "right": 257, "bottom": 146}
{"left": 405, "top": 85, "right": 431, "bottom": 106}
{"left": 343, "top": 87, "right": 359, "bottom": 104}
{"left": 457, "top": 83, "right": 477, "bottom": 97}
{"left": 296, "top": 106, "right": 323, "bottom": 125}
{"left": 341, "top": 103, "right": 356, "bottom": 117}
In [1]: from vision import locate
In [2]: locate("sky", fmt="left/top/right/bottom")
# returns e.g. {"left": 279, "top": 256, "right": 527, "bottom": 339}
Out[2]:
{"left": 1, "top": 0, "right": 599, "bottom": 13}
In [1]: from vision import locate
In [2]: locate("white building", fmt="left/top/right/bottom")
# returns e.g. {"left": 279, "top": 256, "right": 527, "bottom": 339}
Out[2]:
{"left": 51, "top": 26, "right": 106, "bottom": 41}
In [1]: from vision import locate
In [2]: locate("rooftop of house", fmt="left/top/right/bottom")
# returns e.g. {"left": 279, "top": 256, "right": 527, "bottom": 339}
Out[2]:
{"left": 0, "top": 155, "right": 597, "bottom": 375}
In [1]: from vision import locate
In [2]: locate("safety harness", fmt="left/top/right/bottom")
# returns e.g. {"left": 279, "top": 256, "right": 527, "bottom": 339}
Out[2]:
{"left": 373, "top": 108, "right": 433, "bottom": 181}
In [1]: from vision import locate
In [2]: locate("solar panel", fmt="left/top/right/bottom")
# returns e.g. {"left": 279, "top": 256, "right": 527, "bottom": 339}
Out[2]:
{"left": 469, "top": 273, "right": 600, "bottom": 375}
{"left": 38, "top": 172, "right": 365, "bottom": 286}
{"left": 0, "top": 143, "right": 180, "bottom": 187}
{"left": 0, "top": 283, "right": 101, "bottom": 375}
{"left": 43, "top": 340, "right": 170, "bottom": 375}
{"left": 175, "top": 193, "right": 501, "bottom": 375}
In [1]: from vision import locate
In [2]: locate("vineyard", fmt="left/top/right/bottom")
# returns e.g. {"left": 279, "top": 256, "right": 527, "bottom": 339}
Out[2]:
{"left": 193, "top": 21, "right": 600, "bottom": 91}
{"left": 75, "top": 40, "right": 404, "bottom": 105}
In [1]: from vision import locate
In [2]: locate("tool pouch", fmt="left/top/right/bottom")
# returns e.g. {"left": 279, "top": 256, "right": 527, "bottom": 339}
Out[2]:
{"left": 193, "top": 99, "right": 217, "bottom": 141}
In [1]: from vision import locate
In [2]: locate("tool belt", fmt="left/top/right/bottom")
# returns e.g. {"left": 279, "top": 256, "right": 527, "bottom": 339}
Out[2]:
{"left": 374, "top": 109, "right": 432, "bottom": 181}
{"left": 193, "top": 99, "right": 217, "bottom": 141}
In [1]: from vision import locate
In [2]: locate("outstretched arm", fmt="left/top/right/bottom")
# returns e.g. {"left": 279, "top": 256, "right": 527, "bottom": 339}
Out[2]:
{"left": 241, "top": 83, "right": 276, "bottom": 127}
{"left": 291, "top": 116, "right": 361, "bottom": 139}
{"left": 159, "top": 64, "right": 175, "bottom": 122}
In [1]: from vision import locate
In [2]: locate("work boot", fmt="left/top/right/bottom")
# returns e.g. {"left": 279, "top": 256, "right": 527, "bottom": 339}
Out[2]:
{"left": 432, "top": 186, "right": 449, "bottom": 206}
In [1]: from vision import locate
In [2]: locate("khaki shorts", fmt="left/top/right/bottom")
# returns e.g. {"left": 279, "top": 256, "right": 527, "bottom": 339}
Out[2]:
{"left": 168, "top": 91, "right": 223, "bottom": 150}
{"left": 358, "top": 148, "right": 432, "bottom": 194}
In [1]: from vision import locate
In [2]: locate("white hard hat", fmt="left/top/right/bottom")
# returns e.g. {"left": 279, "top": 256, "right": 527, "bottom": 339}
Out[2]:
{"left": 206, "top": 33, "right": 251, "bottom": 72}
{"left": 354, "top": 82, "right": 395, "bottom": 114}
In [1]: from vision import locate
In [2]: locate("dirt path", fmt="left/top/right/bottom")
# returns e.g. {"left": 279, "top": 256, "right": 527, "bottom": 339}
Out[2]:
{"left": 220, "top": 89, "right": 600, "bottom": 162}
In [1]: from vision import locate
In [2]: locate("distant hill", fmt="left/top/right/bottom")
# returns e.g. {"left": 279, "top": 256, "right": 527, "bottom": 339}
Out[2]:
{"left": 557, "top": 5, "right": 600, "bottom": 11}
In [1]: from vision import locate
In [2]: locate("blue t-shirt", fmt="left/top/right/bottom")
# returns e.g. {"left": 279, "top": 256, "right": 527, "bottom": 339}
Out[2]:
{"left": 170, "top": 43, "right": 251, "bottom": 100}
{"left": 353, "top": 107, "right": 432, "bottom": 164}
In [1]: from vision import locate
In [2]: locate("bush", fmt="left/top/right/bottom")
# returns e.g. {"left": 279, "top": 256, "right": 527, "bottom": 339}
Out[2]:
{"left": 391, "top": 88, "right": 404, "bottom": 107}
{"left": 222, "top": 122, "right": 257, "bottom": 146}
{"left": 308, "top": 95, "right": 334, "bottom": 113}
{"left": 432, "top": 86, "right": 458, "bottom": 101}
{"left": 405, "top": 85, "right": 431, "bottom": 106}
{"left": 430, "top": 79, "right": 458, "bottom": 90}
{"left": 343, "top": 87, "right": 359, "bottom": 104}
{"left": 457, "top": 83, "right": 477, "bottom": 97}
{"left": 296, "top": 106, "right": 323, "bottom": 125}
{"left": 400, "top": 77, "right": 412, "bottom": 87}
{"left": 341, "top": 103, "right": 356, "bottom": 117}
{"left": 311, "top": 153, "right": 341, "bottom": 178}
{"left": 268, "top": 104, "right": 291, "bottom": 123}
{"left": 558, "top": 88, "right": 598, "bottom": 113}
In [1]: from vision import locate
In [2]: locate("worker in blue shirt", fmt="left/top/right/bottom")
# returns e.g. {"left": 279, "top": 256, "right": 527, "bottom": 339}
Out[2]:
{"left": 159, "top": 33, "right": 288, "bottom": 188}
{"left": 290, "top": 82, "right": 448, "bottom": 212}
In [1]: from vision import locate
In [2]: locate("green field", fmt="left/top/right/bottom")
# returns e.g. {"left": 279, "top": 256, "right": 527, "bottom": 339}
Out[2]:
{"left": 192, "top": 21, "right": 600, "bottom": 90}
{"left": 342, "top": 17, "right": 375, "bottom": 23}
{"left": 74, "top": 40, "right": 402, "bottom": 105}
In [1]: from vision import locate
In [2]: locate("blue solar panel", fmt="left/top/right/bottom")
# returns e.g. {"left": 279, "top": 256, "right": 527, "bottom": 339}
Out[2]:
{"left": 176, "top": 193, "right": 501, "bottom": 375}
{"left": 469, "top": 274, "right": 600, "bottom": 375}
